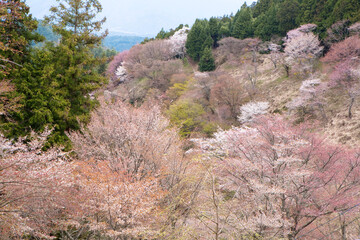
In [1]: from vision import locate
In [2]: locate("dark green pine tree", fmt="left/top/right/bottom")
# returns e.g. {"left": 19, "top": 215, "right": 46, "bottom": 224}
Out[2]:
{"left": 254, "top": 5, "right": 280, "bottom": 41}
{"left": 198, "top": 47, "right": 215, "bottom": 72}
{"left": 252, "top": 0, "right": 274, "bottom": 18}
{"left": 10, "top": 0, "right": 108, "bottom": 147}
{"left": 45, "top": 0, "right": 107, "bottom": 145}
{"left": 296, "top": 0, "right": 317, "bottom": 25}
{"left": 185, "top": 19, "right": 210, "bottom": 61}
{"left": 277, "top": 0, "right": 300, "bottom": 35}
{"left": 331, "top": 0, "right": 360, "bottom": 24}
{"left": 218, "top": 17, "right": 231, "bottom": 38}
{"left": 232, "top": 4, "right": 254, "bottom": 39}
{"left": 14, "top": 46, "right": 67, "bottom": 137}
{"left": 203, "top": 35, "right": 214, "bottom": 50}
{"left": 0, "top": 0, "right": 42, "bottom": 132}
{"left": 155, "top": 28, "right": 167, "bottom": 39}
{"left": 209, "top": 17, "right": 220, "bottom": 47}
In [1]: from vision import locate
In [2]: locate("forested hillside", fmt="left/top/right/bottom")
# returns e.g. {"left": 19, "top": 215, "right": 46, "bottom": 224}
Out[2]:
{"left": 2, "top": 0, "right": 360, "bottom": 239}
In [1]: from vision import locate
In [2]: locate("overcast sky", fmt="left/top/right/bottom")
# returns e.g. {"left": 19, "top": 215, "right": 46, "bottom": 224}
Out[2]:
{"left": 25, "top": 0, "right": 253, "bottom": 37}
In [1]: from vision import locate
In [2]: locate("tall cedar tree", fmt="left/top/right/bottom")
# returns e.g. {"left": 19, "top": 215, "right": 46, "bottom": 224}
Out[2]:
{"left": 232, "top": 4, "right": 253, "bottom": 39}
{"left": 277, "top": 0, "right": 300, "bottom": 35}
{"left": 0, "top": 0, "right": 40, "bottom": 121}
{"left": 9, "top": 0, "right": 108, "bottom": 147}
{"left": 209, "top": 17, "right": 220, "bottom": 47}
{"left": 185, "top": 19, "right": 211, "bottom": 62}
{"left": 199, "top": 47, "right": 215, "bottom": 72}
{"left": 254, "top": 5, "right": 279, "bottom": 41}
{"left": 45, "top": 0, "right": 108, "bottom": 145}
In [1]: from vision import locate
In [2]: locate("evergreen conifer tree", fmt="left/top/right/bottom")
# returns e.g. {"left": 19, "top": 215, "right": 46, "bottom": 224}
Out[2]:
{"left": 8, "top": 0, "right": 108, "bottom": 147}
{"left": 232, "top": 4, "right": 254, "bottom": 39}
{"left": 185, "top": 19, "right": 210, "bottom": 61}
{"left": 45, "top": 0, "right": 107, "bottom": 145}
{"left": 203, "top": 35, "right": 214, "bottom": 50}
{"left": 199, "top": 47, "right": 215, "bottom": 72}
{"left": 277, "top": 0, "right": 300, "bottom": 35}
{"left": 254, "top": 5, "right": 279, "bottom": 40}
{"left": 156, "top": 28, "right": 167, "bottom": 39}
{"left": 332, "top": 0, "right": 360, "bottom": 23}
{"left": 0, "top": 0, "right": 41, "bottom": 121}
{"left": 209, "top": 17, "right": 220, "bottom": 47}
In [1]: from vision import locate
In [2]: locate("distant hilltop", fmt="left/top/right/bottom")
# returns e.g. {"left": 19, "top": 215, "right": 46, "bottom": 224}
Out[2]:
{"left": 103, "top": 35, "right": 146, "bottom": 52}
{"left": 35, "top": 19, "right": 146, "bottom": 52}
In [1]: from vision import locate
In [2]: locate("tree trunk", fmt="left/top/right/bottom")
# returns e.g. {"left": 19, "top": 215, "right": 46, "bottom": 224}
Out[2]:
{"left": 348, "top": 97, "right": 355, "bottom": 119}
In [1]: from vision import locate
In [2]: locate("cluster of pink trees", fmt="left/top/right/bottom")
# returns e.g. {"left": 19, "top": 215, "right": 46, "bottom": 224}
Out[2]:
{"left": 0, "top": 130, "right": 75, "bottom": 238}
{"left": 123, "top": 40, "right": 183, "bottom": 93}
{"left": 322, "top": 35, "right": 360, "bottom": 118}
{"left": 193, "top": 115, "right": 360, "bottom": 239}
{"left": 106, "top": 50, "right": 129, "bottom": 82}
{"left": 210, "top": 73, "right": 245, "bottom": 120}
{"left": 0, "top": 99, "right": 186, "bottom": 239}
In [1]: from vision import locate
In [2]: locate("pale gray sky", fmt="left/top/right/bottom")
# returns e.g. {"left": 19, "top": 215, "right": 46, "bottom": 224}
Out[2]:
{"left": 26, "top": 0, "right": 253, "bottom": 36}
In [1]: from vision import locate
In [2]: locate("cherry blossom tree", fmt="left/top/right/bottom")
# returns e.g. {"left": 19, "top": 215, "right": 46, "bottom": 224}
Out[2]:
{"left": 210, "top": 74, "right": 245, "bottom": 120}
{"left": 284, "top": 24, "right": 324, "bottom": 77}
{"left": 348, "top": 22, "right": 360, "bottom": 36}
{"left": 269, "top": 48, "right": 283, "bottom": 69}
{"left": 68, "top": 98, "right": 188, "bottom": 238}
{"left": 69, "top": 98, "right": 183, "bottom": 182}
{"left": 124, "top": 40, "right": 182, "bottom": 92}
{"left": 238, "top": 101, "right": 269, "bottom": 123}
{"left": 193, "top": 115, "right": 360, "bottom": 239}
{"left": 322, "top": 35, "right": 360, "bottom": 63}
{"left": 322, "top": 36, "right": 360, "bottom": 118}
{"left": 167, "top": 26, "right": 190, "bottom": 58}
{"left": 69, "top": 159, "right": 165, "bottom": 239}
{"left": 329, "top": 61, "right": 360, "bottom": 118}
{"left": 288, "top": 78, "right": 327, "bottom": 121}
{"left": 106, "top": 50, "right": 129, "bottom": 82}
{"left": 0, "top": 97, "right": 188, "bottom": 239}
{"left": 0, "top": 130, "right": 75, "bottom": 238}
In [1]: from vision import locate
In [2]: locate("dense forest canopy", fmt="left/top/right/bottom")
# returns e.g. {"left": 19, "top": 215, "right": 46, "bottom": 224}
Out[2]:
{"left": 180, "top": 0, "right": 360, "bottom": 63}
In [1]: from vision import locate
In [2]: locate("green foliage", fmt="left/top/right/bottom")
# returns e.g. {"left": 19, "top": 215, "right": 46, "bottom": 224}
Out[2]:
{"left": 156, "top": 28, "right": 167, "bottom": 39}
{"left": 332, "top": 0, "right": 360, "bottom": 23}
{"left": 92, "top": 46, "right": 117, "bottom": 75}
{"left": 141, "top": 24, "right": 189, "bottom": 44}
{"left": 219, "top": 24, "right": 231, "bottom": 38}
{"left": 185, "top": 19, "right": 211, "bottom": 61}
{"left": 198, "top": 47, "right": 216, "bottom": 72}
{"left": 254, "top": 5, "right": 280, "bottom": 41}
{"left": 252, "top": 0, "right": 274, "bottom": 18}
{"left": 209, "top": 17, "right": 220, "bottom": 47}
{"left": 232, "top": 4, "right": 254, "bottom": 39}
{"left": 167, "top": 81, "right": 189, "bottom": 100}
{"left": 168, "top": 100, "right": 206, "bottom": 137}
{"left": 0, "top": 0, "right": 42, "bottom": 118}
{"left": 2, "top": 0, "right": 108, "bottom": 146}
{"left": 156, "top": 24, "right": 188, "bottom": 39}
{"left": 203, "top": 36, "right": 214, "bottom": 50}
{"left": 173, "top": 0, "right": 360, "bottom": 57}
{"left": 277, "top": 0, "right": 300, "bottom": 35}
{"left": 202, "top": 122, "right": 217, "bottom": 137}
